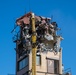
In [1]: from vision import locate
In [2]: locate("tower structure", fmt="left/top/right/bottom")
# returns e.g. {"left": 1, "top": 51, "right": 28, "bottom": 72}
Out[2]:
{"left": 12, "top": 12, "right": 71, "bottom": 75}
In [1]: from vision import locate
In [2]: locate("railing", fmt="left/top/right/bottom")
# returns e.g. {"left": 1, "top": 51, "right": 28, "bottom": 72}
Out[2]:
{"left": 12, "top": 31, "right": 20, "bottom": 42}
{"left": 63, "top": 68, "right": 72, "bottom": 75}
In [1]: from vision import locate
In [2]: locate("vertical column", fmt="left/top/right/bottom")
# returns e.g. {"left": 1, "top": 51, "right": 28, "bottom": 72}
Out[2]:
{"left": 31, "top": 13, "right": 37, "bottom": 75}
{"left": 59, "top": 48, "right": 62, "bottom": 75}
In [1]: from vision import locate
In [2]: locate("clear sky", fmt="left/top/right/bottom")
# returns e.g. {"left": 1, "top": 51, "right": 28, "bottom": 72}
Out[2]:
{"left": 0, "top": 0, "right": 76, "bottom": 75}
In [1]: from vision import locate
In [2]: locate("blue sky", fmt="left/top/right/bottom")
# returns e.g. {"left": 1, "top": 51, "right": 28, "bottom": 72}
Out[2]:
{"left": 0, "top": 0, "right": 76, "bottom": 75}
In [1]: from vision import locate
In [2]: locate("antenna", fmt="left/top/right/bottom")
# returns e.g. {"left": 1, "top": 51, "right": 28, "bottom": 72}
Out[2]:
{"left": 25, "top": 8, "right": 27, "bottom": 14}
{"left": 51, "top": 15, "right": 53, "bottom": 23}
{"left": 29, "top": 0, "right": 31, "bottom": 12}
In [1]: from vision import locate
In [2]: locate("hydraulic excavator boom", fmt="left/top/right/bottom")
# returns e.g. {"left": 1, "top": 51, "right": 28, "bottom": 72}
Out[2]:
{"left": 31, "top": 13, "right": 36, "bottom": 75}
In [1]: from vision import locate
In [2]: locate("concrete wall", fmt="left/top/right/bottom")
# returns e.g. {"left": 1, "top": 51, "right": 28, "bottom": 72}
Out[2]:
{"left": 29, "top": 51, "right": 60, "bottom": 75}
{"left": 17, "top": 66, "right": 29, "bottom": 75}
{"left": 29, "top": 72, "right": 59, "bottom": 75}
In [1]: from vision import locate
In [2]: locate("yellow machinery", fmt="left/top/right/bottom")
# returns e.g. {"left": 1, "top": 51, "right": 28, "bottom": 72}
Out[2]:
{"left": 31, "top": 13, "right": 37, "bottom": 75}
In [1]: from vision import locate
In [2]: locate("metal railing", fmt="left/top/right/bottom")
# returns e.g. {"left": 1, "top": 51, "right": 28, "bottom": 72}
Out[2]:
{"left": 63, "top": 68, "right": 72, "bottom": 75}
{"left": 12, "top": 31, "right": 20, "bottom": 42}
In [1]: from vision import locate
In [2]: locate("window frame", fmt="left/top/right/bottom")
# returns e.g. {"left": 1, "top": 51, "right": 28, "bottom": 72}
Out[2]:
{"left": 18, "top": 56, "right": 28, "bottom": 71}
{"left": 36, "top": 55, "right": 41, "bottom": 66}
{"left": 46, "top": 58, "right": 59, "bottom": 74}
